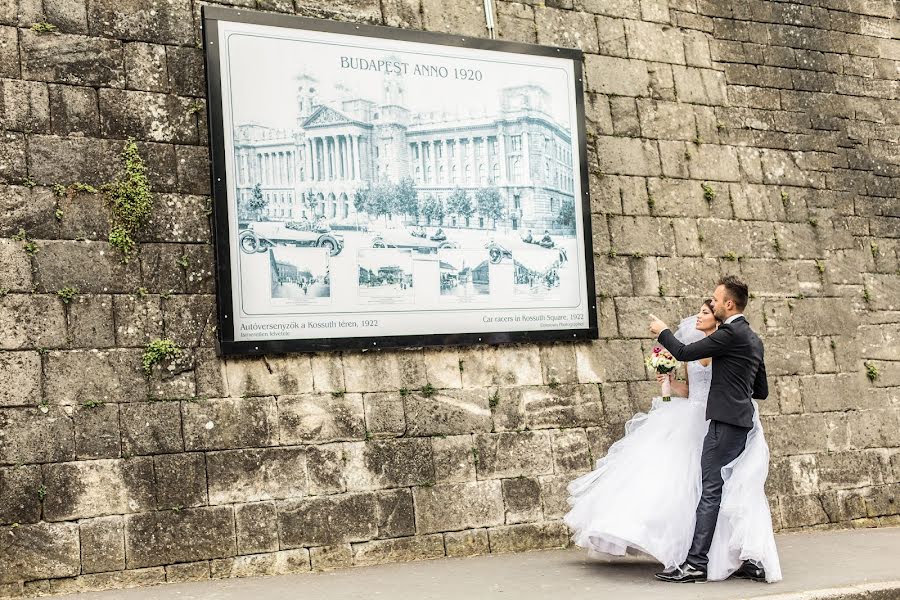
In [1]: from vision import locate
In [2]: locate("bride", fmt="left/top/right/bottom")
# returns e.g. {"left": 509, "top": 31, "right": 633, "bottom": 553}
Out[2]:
{"left": 564, "top": 300, "right": 782, "bottom": 582}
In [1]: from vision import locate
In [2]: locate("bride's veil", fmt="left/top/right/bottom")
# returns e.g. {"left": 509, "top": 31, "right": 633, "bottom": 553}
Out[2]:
{"left": 674, "top": 313, "right": 705, "bottom": 345}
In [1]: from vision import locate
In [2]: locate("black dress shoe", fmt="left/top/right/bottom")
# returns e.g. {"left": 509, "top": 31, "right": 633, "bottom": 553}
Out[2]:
{"left": 731, "top": 561, "right": 766, "bottom": 582}
{"left": 655, "top": 563, "right": 707, "bottom": 583}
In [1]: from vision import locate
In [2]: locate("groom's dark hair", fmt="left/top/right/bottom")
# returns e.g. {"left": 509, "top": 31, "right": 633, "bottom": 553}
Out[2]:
{"left": 718, "top": 275, "right": 749, "bottom": 310}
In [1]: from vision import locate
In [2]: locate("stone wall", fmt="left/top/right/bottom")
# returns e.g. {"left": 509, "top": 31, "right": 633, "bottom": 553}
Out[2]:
{"left": 0, "top": 0, "right": 898, "bottom": 596}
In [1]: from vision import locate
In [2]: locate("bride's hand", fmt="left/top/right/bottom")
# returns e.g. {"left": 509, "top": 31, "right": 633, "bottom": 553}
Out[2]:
{"left": 655, "top": 373, "right": 670, "bottom": 384}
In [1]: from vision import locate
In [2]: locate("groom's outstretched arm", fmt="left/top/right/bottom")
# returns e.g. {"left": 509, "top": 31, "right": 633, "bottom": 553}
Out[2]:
{"left": 657, "top": 325, "right": 735, "bottom": 361}
{"left": 752, "top": 360, "right": 769, "bottom": 399}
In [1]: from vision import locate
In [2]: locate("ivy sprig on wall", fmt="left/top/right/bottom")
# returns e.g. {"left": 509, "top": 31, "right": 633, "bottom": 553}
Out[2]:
{"left": 104, "top": 139, "right": 153, "bottom": 262}
{"left": 142, "top": 339, "right": 182, "bottom": 375}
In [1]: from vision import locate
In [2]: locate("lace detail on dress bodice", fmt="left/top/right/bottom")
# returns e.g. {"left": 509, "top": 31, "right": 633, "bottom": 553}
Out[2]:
{"left": 687, "top": 360, "right": 712, "bottom": 404}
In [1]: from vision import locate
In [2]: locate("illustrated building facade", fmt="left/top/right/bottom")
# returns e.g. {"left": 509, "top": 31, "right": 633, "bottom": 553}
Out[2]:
{"left": 233, "top": 71, "right": 576, "bottom": 231}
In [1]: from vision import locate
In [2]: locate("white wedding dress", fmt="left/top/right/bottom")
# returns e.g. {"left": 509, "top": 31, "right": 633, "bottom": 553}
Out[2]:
{"left": 564, "top": 359, "right": 782, "bottom": 582}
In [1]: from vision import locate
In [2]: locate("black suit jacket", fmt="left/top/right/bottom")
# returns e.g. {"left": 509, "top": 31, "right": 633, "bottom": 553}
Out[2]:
{"left": 657, "top": 316, "right": 767, "bottom": 428}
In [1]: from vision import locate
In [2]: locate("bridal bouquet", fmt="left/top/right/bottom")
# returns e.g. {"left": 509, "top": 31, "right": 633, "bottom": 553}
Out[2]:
{"left": 646, "top": 346, "right": 679, "bottom": 401}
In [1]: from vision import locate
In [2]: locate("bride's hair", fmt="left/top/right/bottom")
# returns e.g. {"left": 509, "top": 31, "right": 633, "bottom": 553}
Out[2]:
{"left": 704, "top": 299, "right": 723, "bottom": 324}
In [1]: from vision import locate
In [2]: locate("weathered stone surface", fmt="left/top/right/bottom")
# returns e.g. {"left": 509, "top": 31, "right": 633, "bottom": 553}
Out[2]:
{"left": 550, "top": 429, "right": 592, "bottom": 474}
{"left": 0, "top": 351, "right": 41, "bottom": 407}
{"left": 487, "top": 521, "right": 569, "bottom": 553}
{"left": 210, "top": 549, "right": 311, "bottom": 578}
{"left": 421, "top": 0, "right": 486, "bottom": 36}
{"left": 444, "top": 528, "right": 491, "bottom": 557}
{"left": 21, "top": 30, "right": 124, "bottom": 87}
{"left": 161, "top": 294, "right": 216, "bottom": 348}
{"left": 0, "top": 132, "right": 26, "bottom": 183}
{"left": 0, "top": 79, "right": 49, "bottom": 133}
{"left": 87, "top": 0, "right": 193, "bottom": 45}
{"left": 183, "top": 397, "right": 277, "bottom": 451}
{"left": 125, "top": 506, "right": 236, "bottom": 569}
{"left": 597, "top": 137, "right": 662, "bottom": 177}
{"left": 535, "top": 7, "right": 599, "bottom": 52}
{"left": 120, "top": 401, "right": 183, "bottom": 456}
{"left": 404, "top": 388, "right": 492, "bottom": 436}
{"left": 0, "top": 294, "right": 67, "bottom": 350}
{"left": 492, "top": 384, "right": 603, "bottom": 431}
{"left": 48, "top": 84, "right": 100, "bottom": 136}
{"left": 495, "top": 344, "right": 542, "bottom": 386}
{"left": 278, "top": 392, "right": 365, "bottom": 444}
{"left": 80, "top": 516, "right": 125, "bottom": 574}
{"left": 475, "top": 432, "right": 554, "bottom": 479}
{"left": 278, "top": 493, "right": 379, "bottom": 548}
{"left": 154, "top": 452, "right": 207, "bottom": 509}
{"left": 165, "top": 561, "right": 210, "bottom": 583}
{"left": 502, "top": 476, "right": 542, "bottom": 524}
{"left": 166, "top": 46, "right": 205, "bottom": 97}
{"left": 362, "top": 392, "right": 406, "bottom": 436}
{"left": 45, "top": 349, "right": 146, "bottom": 405}
{"left": 0, "top": 522, "right": 80, "bottom": 584}
{"left": 341, "top": 351, "right": 401, "bottom": 392}
{"left": 0, "top": 465, "right": 42, "bottom": 525}
{"left": 34, "top": 241, "right": 142, "bottom": 294}
{"left": 235, "top": 502, "right": 278, "bottom": 555}
{"left": 0, "top": 407, "right": 74, "bottom": 465}
{"left": 309, "top": 544, "right": 353, "bottom": 571}
{"left": 223, "top": 355, "right": 312, "bottom": 397}
{"left": 609, "top": 216, "right": 675, "bottom": 255}
{"left": 99, "top": 89, "right": 197, "bottom": 144}
{"left": 74, "top": 403, "right": 120, "bottom": 459}
{"left": 351, "top": 534, "right": 445, "bottom": 566}
{"left": 67, "top": 294, "right": 116, "bottom": 348}
{"left": 207, "top": 447, "right": 306, "bottom": 505}
{"left": 43, "top": 458, "right": 155, "bottom": 521}
{"left": 310, "top": 353, "right": 345, "bottom": 393}
{"left": 432, "top": 434, "right": 477, "bottom": 484}
{"left": 585, "top": 55, "right": 650, "bottom": 96}
{"left": 413, "top": 480, "right": 504, "bottom": 534}
{"left": 575, "top": 339, "right": 646, "bottom": 383}
{"left": 342, "top": 439, "right": 434, "bottom": 491}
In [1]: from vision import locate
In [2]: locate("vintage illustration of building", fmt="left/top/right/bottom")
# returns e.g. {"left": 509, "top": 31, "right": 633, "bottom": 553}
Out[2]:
{"left": 233, "top": 70, "right": 576, "bottom": 231}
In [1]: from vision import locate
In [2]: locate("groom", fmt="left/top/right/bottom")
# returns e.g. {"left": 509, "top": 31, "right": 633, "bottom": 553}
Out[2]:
{"left": 648, "top": 275, "right": 769, "bottom": 583}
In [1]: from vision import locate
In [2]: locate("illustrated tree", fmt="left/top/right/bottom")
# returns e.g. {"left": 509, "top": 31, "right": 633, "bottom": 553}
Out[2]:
{"left": 246, "top": 183, "right": 268, "bottom": 221}
{"left": 393, "top": 177, "right": 419, "bottom": 222}
{"left": 475, "top": 187, "right": 504, "bottom": 229}
{"left": 446, "top": 188, "right": 474, "bottom": 227}
{"left": 420, "top": 195, "right": 444, "bottom": 226}
{"left": 555, "top": 198, "right": 576, "bottom": 230}
{"left": 301, "top": 190, "right": 319, "bottom": 219}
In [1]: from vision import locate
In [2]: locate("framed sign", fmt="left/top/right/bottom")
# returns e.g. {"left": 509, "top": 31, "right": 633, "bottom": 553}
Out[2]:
{"left": 203, "top": 6, "right": 597, "bottom": 355}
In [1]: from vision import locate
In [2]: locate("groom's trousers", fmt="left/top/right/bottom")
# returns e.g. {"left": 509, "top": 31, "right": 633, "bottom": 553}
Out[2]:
{"left": 686, "top": 419, "right": 751, "bottom": 571}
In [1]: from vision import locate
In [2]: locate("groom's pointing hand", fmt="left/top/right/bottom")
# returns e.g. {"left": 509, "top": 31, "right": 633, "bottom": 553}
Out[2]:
{"left": 648, "top": 314, "right": 668, "bottom": 336}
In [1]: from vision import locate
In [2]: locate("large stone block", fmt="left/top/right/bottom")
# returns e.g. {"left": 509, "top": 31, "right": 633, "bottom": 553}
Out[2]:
{"left": 21, "top": 30, "right": 124, "bottom": 87}
{"left": 551, "top": 429, "right": 592, "bottom": 474}
{"left": 539, "top": 343, "right": 579, "bottom": 385}
{"left": 763, "top": 414, "right": 828, "bottom": 456}
{"left": 404, "top": 388, "right": 492, "bottom": 436}
{"left": 124, "top": 42, "right": 167, "bottom": 92}
{"left": 112, "top": 295, "right": 163, "bottom": 347}
{"left": 374, "top": 488, "right": 416, "bottom": 539}
{"left": 43, "top": 458, "right": 155, "bottom": 521}
{"left": 125, "top": 506, "right": 236, "bottom": 569}
{"left": 306, "top": 443, "right": 349, "bottom": 495}
{"left": 0, "top": 407, "right": 74, "bottom": 465}
{"left": 413, "top": 480, "right": 504, "bottom": 533}
{"left": 99, "top": 89, "right": 197, "bottom": 144}
{"left": 848, "top": 409, "right": 900, "bottom": 450}
{"left": 444, "top": 528, "right": 490, "bottom": 557}
{"left": 501, "top": 476, "right": 542, "bottom": 524}
{"left": 432, "top": 434, "right": 477, "bottom": 484}
{"left": 0, "top": 294, "right": 67, "bottom": 350}
{"left": 183, "top": 397, "right": 278, "bottom": 451}
{"left": 310, "top": 353, "right": 345, "bottom": 393}
{"left": 0, "top": 465, "right": 42, "bottom": 525}
{"left": 166, "top": 46, "right": 205, "bottom": 97}
{"left": 492, "top": 384, "right": 603, "bottom": 431}
{"left": 120, "top": 401, "right": 183, "bottom": 456}
{"left": 154, "top": 452, "right": 207, "bottom": 509}
{"left": 625, "top": 20, "right": 686, "bottom": 64}
{"left": 790, "top": 297, "right": 859, "bottom": 336}
{"left": 210, "top": 550, "right": 311, "bottom": 578}
{"left": 866, "top": 273, "right": 900, "bottom": 311}
{"left": 0, "top": 185, "right": 56, "bottom": 239}
{"left": 161, "top": 294, "right": 216, "bottom": 348}
{"left": 800, "top": 373, "right": 871, "bottom": 412}
{"left": 585, "top": 55, "right": 650, "bottom": 97}
{"left": 613, "top": 296, "right": 697, "bottom": 339}
{"left": 596, "top": 137, "right": 662, "bottom": 177}
{"left": 764, "top": 336, "right": 814, "bottom": 377}
{"left": 538, "top": 474, "right": 572, "bottom": 519}
{"left": 277, "top": 392, "right": 365, "bottom": 444}
{"left": 66, "top": 294, "right": 116, "bottom": 349}
{"left": 362, "top": 392, "right": 406, "bottom": 436}
{"left": 0, "top": 522, "right": 80, "bottom": 584}
{"left": 45, "top": 349, "right": 146, "bottom": 406}
{"left": 0, "top": 132, "right": 26, "bottom": 184}
{"left": 74, "top": 403, "right": 121, "bottom": 459}
{"left": 223, "top": 355, "right": 313, "bottom": 397}
{"left": 496, "top": 1, "right": 536, "bottom": 43}
{"left": 87, "top": 0, "right": 193, "bottom": 45}
{"left": 575, "top": 339, "right": 647, "bottom": 384}
{"left": 535, "top": 7, "right": 599, "bottom": 52}
{"left": 207, "top": 447, "right": 307, "bottom": 505}
{"left": 48, "top": 84, "right": 100, "bottom": 136}
{"left": 609, "top": 216, "right": 675, "bottom": 255}
{"left": 494, "top": 344, "right": 542, "bottom": 386}
{"left": 351, "top": 534, "right": 445, "bottom": 567}
{"left": 487, "top": 521, "right": 569, "bottom": 553}
{"left": 0, "top": 351, "right": 41, "bottom": 407}
{"left": 475, "top": 431, "right": 554, "bottom": 479}
{"left": 0, "top": 239, "right": 31, "bottom": 294}
{"left": 235, "top": 501, "right": 278, "bottom": 555}
{"left": 0, "top": 25, "right": 17, "bottom": 78}
{"left": 647, "top": 178, "right": 714, "bottom": 217}
{"left": 142, "top": 193, "right": 211, "bottom": 243}
{"left": 341, "top": 351, "right": 401, "bottom": 392}
{"left": 423, "top": 348, "right": 463, "bottom": 389}
{"left": 278, "top": 493, "right": 378, "bottom": 548}
{"left": 80, "top": 516, "right": 126, "bottom": 574}
{"left": 34, "top": 240, "right": 142, "bottom": 294}
{"left": 421, "top": 0, "right": 487, "bottom": 36}
{"left": 0, "top": 78, "right": 49, "bottom": 133}
{"left": 816, "top": 451, "right": 884, "bottom": 493}
{"left": 342, "top": 439, "right": 434, "bottom": 491}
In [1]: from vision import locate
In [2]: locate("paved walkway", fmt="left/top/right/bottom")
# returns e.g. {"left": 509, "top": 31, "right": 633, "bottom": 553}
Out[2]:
{"left": 46, "top": 527, "right": 900, "bottom": 600}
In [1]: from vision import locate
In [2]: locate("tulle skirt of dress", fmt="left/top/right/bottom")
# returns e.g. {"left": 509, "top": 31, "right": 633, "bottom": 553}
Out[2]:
{"left": 564, "top": 397, "right": 782, "bottom": 582}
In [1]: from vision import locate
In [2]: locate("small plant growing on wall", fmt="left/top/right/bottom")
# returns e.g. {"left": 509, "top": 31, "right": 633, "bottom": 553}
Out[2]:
{"left": 104, "top": 139, "right": 153, "bottom": 262}
{"left": 56, "top": 287, "right": 79, "bottom": 304}
{"left": 701, "top": 182, "right": 715, "bottom": 203}
{"left": 865, "top": 361, "right": 879, "bottom": 382}
{"left": 142, "top": 339, "right": 182, "bottom": 375}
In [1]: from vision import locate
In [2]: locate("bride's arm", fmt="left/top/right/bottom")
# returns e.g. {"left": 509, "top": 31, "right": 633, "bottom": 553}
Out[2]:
{"left": 656, "top": 365, "right": 689, "bottom": 397}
